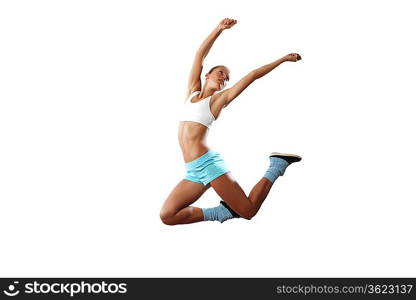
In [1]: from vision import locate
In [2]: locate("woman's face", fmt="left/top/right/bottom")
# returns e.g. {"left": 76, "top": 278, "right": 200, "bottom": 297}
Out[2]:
{"left": 206, "top": 66, "right": 230, "bottom": 90}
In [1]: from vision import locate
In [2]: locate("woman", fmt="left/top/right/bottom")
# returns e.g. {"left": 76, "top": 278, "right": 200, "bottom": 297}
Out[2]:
{"left": 160, "top": 18, "right": 302, "bottom": 225}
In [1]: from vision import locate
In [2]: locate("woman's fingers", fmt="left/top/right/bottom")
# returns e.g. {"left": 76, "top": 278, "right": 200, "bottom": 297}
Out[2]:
{"left": 284, "top": 53, "right": 302, "bottom": 62}
{"left": 227, "top": 19, "right": 237, "bottom": 28}
{"left": 220, "top": 18, "right": 237, "bottom": 28}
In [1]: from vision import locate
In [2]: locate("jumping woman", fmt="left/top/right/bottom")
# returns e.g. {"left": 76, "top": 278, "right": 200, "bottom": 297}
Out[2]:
{"left": 160, "top": 18, "right": 302, "bottom": 225}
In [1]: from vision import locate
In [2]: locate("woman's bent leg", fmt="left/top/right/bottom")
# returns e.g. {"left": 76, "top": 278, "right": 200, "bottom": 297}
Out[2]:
{"left": 160, "top": 180, "right": 210, "bottom": 225}
{"left": 210, "top": 173, "right": 273, "bottom": 219}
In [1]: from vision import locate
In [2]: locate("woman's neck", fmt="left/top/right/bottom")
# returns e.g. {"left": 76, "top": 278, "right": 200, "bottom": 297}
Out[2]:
{"left": 199, "top": 85, "right": 218, "bottom": 99}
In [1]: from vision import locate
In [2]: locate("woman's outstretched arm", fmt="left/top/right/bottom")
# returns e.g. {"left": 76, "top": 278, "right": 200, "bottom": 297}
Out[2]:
{"left": 187, "top": 18, "right": 237, "bottom": 95}
{"left": 222, "top": 53, "right": 301, "bottom": 106}
{"left": 252, "top": 53, "right": 301, "bottom": 79}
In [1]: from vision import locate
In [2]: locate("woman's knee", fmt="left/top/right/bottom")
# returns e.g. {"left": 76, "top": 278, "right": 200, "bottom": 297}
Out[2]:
{"left": 159, "top": 207, "right": 177, "bottom": 225}
{"left": 241, "top": 210, "right": 256, "bottom": 220}
{"left": 234, "top": 202, "right": 257, "bottom": 220}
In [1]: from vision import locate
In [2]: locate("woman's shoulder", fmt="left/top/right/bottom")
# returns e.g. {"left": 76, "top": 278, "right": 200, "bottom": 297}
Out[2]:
{"left": 185, "top": 90, "right": 201, "bottom": 103}
{"left": 211, "top": 90, "right": 228, "bottom": 105}
{"left": 186, "top": 89, "right": 201, "bottom": 99}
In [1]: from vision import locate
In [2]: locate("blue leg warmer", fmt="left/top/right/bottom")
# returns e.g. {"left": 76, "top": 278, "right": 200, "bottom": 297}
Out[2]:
{"left": 202, "top": 203, "right": 234, "bottom": 223}
{"left": 263, "top": 156, "right": 290, "bottom": 183}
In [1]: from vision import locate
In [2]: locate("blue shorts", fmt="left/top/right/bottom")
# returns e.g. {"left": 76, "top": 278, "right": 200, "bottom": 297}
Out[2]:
{"left": 185, "top": 150, "right": 230, "bottom": 186}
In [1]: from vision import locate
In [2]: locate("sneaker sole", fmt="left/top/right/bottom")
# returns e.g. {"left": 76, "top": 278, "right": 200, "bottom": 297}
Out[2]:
{"left": 269, "top": 152, "right": 302, "bottom": 163}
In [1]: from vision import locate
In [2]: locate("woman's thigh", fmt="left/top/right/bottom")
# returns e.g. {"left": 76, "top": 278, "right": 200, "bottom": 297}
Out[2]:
{"left": 161, "top": 179, "right": 210, "bottom": 215}
{"left": 209, "top": 173, "right": 254, "bottom": 219}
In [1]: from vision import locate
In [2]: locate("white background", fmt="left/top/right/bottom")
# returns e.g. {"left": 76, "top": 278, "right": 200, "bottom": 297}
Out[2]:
{"left": 1, "top": 0, "right": 415, "bottom": 277}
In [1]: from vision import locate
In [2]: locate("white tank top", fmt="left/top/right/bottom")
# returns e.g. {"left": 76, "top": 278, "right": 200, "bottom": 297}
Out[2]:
{"left": 180, "top": 91, "right": 216, "bottom": 128}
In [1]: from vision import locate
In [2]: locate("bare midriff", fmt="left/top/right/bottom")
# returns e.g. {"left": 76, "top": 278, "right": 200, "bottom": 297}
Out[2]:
{"left": 178, "top": 121, "right": 210, "bottom": 163}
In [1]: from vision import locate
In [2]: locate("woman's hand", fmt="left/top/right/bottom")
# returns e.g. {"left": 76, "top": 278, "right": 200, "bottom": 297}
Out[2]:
{"left": 218, "top": 18, "right": 237, "bottom": 30}
{"left": 283, "top": 53, "right": 302, "bottom": 62}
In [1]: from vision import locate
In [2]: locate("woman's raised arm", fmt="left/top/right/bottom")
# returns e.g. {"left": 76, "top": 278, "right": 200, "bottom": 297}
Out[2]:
{"left": 187, "top": 18, "right": 237, "bottom": 96}
{"left": 222, "top": 53, "right": 301, "bottom": 106}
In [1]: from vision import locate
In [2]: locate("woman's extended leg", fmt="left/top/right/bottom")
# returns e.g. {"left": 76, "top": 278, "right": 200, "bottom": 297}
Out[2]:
{"left": 209, "top": 154, "right": 301, "bottom": 219}
{"left": 210, "top": 174, "right": 273, "bottom": 219}
{"left": 160, "top": 180, "right": 210, "bottom": 225}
